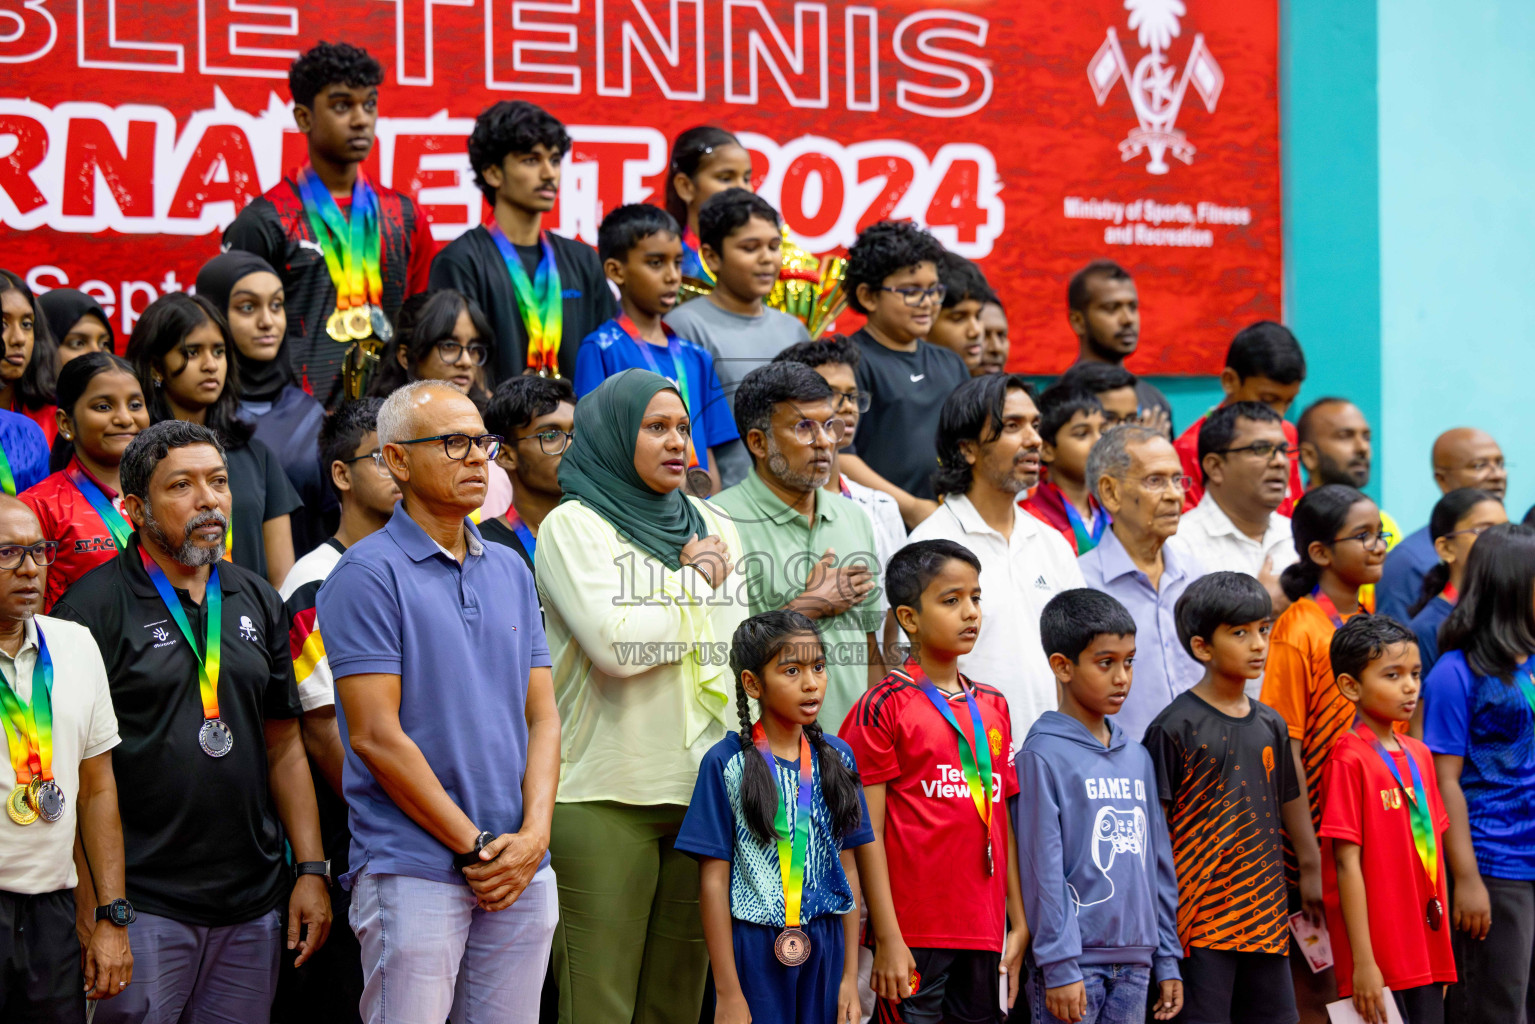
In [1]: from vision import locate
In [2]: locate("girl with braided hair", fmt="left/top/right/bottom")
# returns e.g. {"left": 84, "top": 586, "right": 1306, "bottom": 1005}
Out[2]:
{"left": 677, "top": 610, "right": 877, "bottom": 1023}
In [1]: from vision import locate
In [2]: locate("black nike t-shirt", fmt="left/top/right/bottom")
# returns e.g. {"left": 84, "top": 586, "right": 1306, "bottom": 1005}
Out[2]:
{"left": 850, "top": 329, "right": 970, "bottom": 500}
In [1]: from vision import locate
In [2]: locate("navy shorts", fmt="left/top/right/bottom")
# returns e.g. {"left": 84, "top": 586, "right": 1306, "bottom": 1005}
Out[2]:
{"left": 734, "top": 915, "right": 846, "bottom": 1024}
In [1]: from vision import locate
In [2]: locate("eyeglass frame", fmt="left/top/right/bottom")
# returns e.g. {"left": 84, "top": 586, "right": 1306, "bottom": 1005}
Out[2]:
{"left": 1215, "top": 440, "right": 1299, "bottom": 462}
{"left": 790, "top": 416, "right": 847, "bottom": 446}
{"left": 392, "top": 433, "right": 504, "bottom": 461}
{"left": 1326, "top": 529, "right": 1395, "bottom": 551}
{"left": 879, "top": 284, "right": 947, "bottom": 307}
{"left": 1134, "top": 472, "right": 1194, "bottom": 493}
{"left": 829, "top": 388, "right": 872, "bottom": 414}
{"left": 1442, "top": 523, "right": 1496, "bottom": 541}
{"left": 433, "top": 339, "right": 490, "bottom": 367}
{"left": 516, "top": 428, "right": 575, "bottom": 456}
{"left": 0, "top": 541, "right": 58, "bottom": 570}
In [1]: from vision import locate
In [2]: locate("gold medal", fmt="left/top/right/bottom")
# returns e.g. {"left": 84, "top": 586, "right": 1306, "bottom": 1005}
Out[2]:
{"left": 7, "top": 784, "right": 37, "bottom": 825}
{"left": 26, "top": 776, "right": 41, "bottom": 809}
{"left": 326, "top": 310, "right": 351, "bottom": 343}
{"left": 345, "top": 306, "right": 374, "bottom": 341}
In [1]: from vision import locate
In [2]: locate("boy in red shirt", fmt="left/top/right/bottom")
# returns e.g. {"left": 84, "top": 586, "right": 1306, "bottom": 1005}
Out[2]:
{"left": 841, "top": 539, "right": 1027, "bottom": 1023}
{"left": 1172, "top": 322, "right": 1306, "bottom": 514}
{"left": 1321, "top": 616, "right": 1455, "bottom": 1024}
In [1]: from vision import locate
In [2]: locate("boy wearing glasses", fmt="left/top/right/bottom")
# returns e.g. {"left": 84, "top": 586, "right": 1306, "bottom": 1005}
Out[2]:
{"left": 839, "top": 220, "right": 969, "bottom": 527}
{"left": 575, "top": 203, "right": 737, "bottom": 497}
{"left": 712, "top": 362, "right": 885, "bottom": 728}
{"left": 481, "top": 376, "right": 577, "bottom": 572}
{"left": 1172, "top": 321, "right": 1308, "bottom": 514}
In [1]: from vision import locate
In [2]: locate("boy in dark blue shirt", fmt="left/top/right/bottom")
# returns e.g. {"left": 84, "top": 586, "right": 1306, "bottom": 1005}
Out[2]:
{"left": 574, "top": 203, "right": 737, "bottom": 496}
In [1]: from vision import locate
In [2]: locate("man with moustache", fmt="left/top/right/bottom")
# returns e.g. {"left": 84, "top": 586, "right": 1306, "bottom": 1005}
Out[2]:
{"left": 1078, "top": 427, "right": 1207, "bottom": 740}
{"left": 1065, "top": 260, "right": 1173, "bottom": 428}
{"left": 1169, "top": 402, "right": 1298, "bottom": 611}
{"left": 0, "top": 496, "right": 132, "bottom": 1020}
{"left": 318, "top": 381, "right": 560, "bottom": 1023}
{"left": 906, "top": 374, "right": 1085, "bottom": 743}
{"left": 55, "top": 420, "right": 331, "bottom": 1023}
{"left": 1377, "top": 427, "right": 1509, "bottom": 622}
{"left": 713, "top": 362, "right": 885, "bottom": 730}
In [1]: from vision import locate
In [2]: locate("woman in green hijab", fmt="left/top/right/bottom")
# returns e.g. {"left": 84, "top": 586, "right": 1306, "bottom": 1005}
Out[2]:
{"left": 536, "top": 369, "right": 745, "bottom": 1024}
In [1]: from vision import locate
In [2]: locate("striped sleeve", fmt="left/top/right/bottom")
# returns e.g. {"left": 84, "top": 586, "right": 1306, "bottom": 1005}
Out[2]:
{"left": 283, "top": 578, "right": 334, "bottom": 711}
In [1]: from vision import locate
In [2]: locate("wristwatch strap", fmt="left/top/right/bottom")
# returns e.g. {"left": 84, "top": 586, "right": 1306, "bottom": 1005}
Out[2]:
{"left": 452, "top": 831, "right": 495, "bottom": 869}
{"left": 295, "top": 860, "right": 330, "bottom": 883}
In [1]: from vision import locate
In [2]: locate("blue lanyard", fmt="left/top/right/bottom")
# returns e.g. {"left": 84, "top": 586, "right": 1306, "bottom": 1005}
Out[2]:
{"left": 514, "top": 520, "right": 536, "bottom": 563}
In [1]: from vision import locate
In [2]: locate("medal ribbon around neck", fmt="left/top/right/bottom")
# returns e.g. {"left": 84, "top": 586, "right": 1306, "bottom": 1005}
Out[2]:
{"left": 680, "top": 227, "right": 717, "bottom": 287}
{"left": 66, "top": 465, "right": 131, "bottom": 550}
{"left": 906, "top": 661, "right": 994, "bottom": 836}
{"left": 0, "top": 628, "right": 55, "bottom": 786}
{"left": 617, "top": 314, "right": 699, "bottom": 468}
{"left": 1359, "top": 724, "right": 1438, "bottom": 890}
{"left": 297, "top": 168, "right": 383, "bottom": 313}
{"left": 1061, "top": 496, "right": 1106, "bottom": 555}
{"left": 751, "top": 721, "right": 814, "bottom": 928}
{"left": 138, "top": 548, "right": 223, "bottom": 724}
{"left": 488, "top": 226, "right": 563, "bottom": 376}
{"left": 1310, "top": 586, "right": 1355, "bottom": 629}
{"left": 513, "top": 520, "right": 536, "bottom": 563}
{"left": 0, "top": 443, "right": 15, "bottom": 496}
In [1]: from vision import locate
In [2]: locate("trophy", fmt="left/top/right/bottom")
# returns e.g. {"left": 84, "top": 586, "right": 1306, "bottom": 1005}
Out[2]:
{"left": 678, "top": 226, "right": 848, "bottom": 340}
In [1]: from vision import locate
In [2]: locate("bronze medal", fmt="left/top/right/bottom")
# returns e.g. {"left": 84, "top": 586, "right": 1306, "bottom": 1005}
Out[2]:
{"left": 326, "top": 310, "right": 351, "bottom": 343}
{"left": 345, "top": 306, "right": 374, "bottom": 341}
{"left": 1427, "top": 896, "right": 1444, "bottom": 931}
{"left": 6, "top": 784, "right": 37, "bottom": 825}
{"left": 773, "top": 926, "right": 810, "bottom": 967}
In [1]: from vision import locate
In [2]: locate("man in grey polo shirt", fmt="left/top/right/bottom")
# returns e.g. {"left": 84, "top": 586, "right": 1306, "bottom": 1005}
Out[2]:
{"left": 318, "top": 380, "right": 560, "bottom": 1024}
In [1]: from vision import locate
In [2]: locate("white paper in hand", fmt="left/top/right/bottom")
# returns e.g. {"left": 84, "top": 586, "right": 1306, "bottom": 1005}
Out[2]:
{"left": 1289, "top": 912, "right": 1334, "bottom": 973}
{"left": 1326, "top": 989, "right": 1405, "bottom": 1024}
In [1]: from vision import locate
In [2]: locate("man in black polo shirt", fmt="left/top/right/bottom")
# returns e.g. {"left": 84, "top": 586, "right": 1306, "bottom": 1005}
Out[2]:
{"left": 55, "top": 421, "right": 331, "bottom": 1023}
{"left": 428, "top": 101, "right": 615, "bottom": 381}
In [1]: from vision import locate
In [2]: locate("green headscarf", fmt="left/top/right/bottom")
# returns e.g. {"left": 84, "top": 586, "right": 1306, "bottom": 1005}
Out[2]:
{"left": 558, "top": 369, "right": 709, "bottom": 570}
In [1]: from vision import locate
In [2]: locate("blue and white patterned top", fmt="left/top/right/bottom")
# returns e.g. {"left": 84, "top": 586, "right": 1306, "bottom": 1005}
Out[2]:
{"left": 677, "top": 731, "right": 875, "bottom": 926}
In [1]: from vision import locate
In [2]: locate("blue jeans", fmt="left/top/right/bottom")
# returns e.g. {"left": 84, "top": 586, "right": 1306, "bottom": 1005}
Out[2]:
{"left": 1028, "top": 962, "right": 1150, "bottom": 1024}
{"left": 350, "top": 863, "right": 559, "bottom": 1024}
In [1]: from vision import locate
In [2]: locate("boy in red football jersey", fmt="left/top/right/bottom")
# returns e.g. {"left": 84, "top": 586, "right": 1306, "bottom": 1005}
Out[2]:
{"left": 1322, "top": 616, "right": 1455, "bottom": 1024}
{"left": 841, "top": 539, "right": 1027, "bottom": 1023}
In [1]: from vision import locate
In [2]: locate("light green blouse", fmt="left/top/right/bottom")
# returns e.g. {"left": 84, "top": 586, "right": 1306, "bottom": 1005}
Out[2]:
{"left": 535, "top": 496, "right": 748, "bottom": 806}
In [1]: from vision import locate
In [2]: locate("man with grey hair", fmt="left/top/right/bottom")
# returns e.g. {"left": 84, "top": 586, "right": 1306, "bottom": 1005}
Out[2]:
{"left": 55, "top": 420, "right": 332, "bottom": 1023}
{"left": 1077, "top": 425, "right": 1208, "bottom": 740}
{"left": 318, "top": 380, "right": 561, "bottom": 1023}
{"left": 713, "top": 361, "right": 884, "bottom": 729}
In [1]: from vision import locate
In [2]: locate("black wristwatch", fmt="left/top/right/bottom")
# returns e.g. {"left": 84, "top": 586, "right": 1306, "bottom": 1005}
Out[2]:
{"left": 451, "top": 830, "right": 496, "bottom": 869}
{"left": 95, "top": 898, "right": 136, "bottom": 927}
{"left": 295, "top": 860, "right": 331, "bottom": 885}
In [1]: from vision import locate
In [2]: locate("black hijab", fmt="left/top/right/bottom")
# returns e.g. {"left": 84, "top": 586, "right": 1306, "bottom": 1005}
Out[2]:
{"left": 37, "top": 289, "right": 113, "bottom": 353}
{"left": 196, "top": 251, "right": 291, "bottom": 402}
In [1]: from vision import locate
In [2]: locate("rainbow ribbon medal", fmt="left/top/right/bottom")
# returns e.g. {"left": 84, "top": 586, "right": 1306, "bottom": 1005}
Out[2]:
{"left": 1310, "top": 586, "right": 1351, "bottom": 629}
{"left": 618, "top": 315, "right": 699, "bottom": 469}
{"left": 1360, "top": 724, "right": 1443, "bottom": 929}
{"left": 0, "top": 629, "right": 60, "bottom": 824}
{"left": 907, "top": 660, "right": 995, "bottom": 874}
{"left": 1062, "top": 496, "right": 1106, "bottom": 555}
{"left": 0, "top": 443, "right": 15, "bottom": 496}
{"left": 138, "top": 548, "right": 230, "bottom": 758}
{"left": 489, "top": 226, "right": 564, "bottom": 376}
{"left": 66, "top": 464, "right": 131, "bottom": 550}
{"left": 297, "top": 168, "right": 384, "bottom": 339}
{"left": 751, "top": 721, "right": 815, "bottom": 966}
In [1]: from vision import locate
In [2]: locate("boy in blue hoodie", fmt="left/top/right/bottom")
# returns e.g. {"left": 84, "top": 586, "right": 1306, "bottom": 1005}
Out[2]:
{"left": 1016, "top": 589, "right": 1183, "bottom": 1024}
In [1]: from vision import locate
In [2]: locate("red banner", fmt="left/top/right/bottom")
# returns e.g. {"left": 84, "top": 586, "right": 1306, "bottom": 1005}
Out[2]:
{"left": 0, "top": 0, "right": 1278, "bottom": 374}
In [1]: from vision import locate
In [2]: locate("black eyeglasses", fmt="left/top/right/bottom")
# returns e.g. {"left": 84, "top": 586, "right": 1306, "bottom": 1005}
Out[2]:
{"left": 1217, "top": 441, "right": 1297, "bottom": 462}
{"left": 0, "top": 541, "right": 57, "bottom": 570}
{"left": 517, "top": 428, "right": 574, "bottom": 455}
{"left": 880, "top": 284, "right": 947, "bottom": 307}
{"left": 435, "top": 339, "right": 490, "bottom": 367}
{"left": 1328, "top": 530, "right": 1394, "bottom": 550}
{"left": 395, "top": 433, "right": 503, "bottom": 460}
{"left": 830, "top": 388, "right": 872, "bottom": 413}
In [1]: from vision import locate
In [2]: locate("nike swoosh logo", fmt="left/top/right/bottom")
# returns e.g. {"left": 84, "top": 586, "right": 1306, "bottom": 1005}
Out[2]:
{"left": 910, "top": 373, "right": 925, "bottom": 383}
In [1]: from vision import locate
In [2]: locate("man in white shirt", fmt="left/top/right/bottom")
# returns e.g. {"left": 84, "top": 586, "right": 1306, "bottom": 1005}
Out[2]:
{"left": 0, "top": 496, "right": 131, "bottom": 1018}
{"left": 1170, "top": 401, "right": 1298, "bottom": 609}
{"left": 906, "top": 375, "right": 1083, "bottom": 742}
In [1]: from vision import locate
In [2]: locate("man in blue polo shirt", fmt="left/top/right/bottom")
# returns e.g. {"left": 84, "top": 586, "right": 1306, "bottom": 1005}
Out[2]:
{"left": 318, "top": 380, "right": 560, "bottom": 1024}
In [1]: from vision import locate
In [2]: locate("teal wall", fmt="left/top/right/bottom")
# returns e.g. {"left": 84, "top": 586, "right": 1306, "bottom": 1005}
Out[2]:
{"left": 1377, "top": 1, "right": 1535, "bottom": 525}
